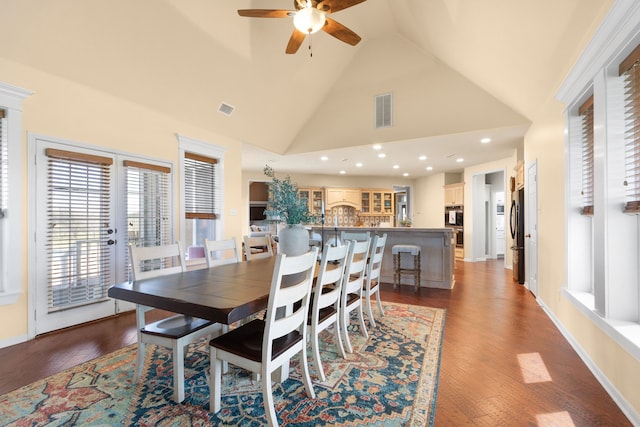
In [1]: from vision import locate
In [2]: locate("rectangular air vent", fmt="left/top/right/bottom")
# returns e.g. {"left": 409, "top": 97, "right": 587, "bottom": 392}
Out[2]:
{"left": 218, "top": 102, "right": 235, "bottom": 116}
{"left": 375, "top": 93, "right": 392, "bottom": 128}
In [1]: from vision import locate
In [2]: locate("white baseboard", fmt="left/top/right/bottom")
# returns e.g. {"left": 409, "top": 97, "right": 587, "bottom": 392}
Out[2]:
{"left": 537, "top": 296, "right": 640, "bottom": 426}
{"left": 0, "top": 333, "right": 29, "bottom": 350}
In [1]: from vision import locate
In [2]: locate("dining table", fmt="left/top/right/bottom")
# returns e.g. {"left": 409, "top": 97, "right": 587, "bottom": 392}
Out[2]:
{"left": 108, "top": 257, "right": 278, "bottom": 326}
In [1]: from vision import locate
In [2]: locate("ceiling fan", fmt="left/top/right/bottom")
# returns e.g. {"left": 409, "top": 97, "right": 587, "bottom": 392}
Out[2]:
{"left": 238, "top": 0, "right": 366, "bottom": 54}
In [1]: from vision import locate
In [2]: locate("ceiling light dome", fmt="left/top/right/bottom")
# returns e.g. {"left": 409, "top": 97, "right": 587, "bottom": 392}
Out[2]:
{"left": 294, "top": 7, "right": 326, "bottom": 34}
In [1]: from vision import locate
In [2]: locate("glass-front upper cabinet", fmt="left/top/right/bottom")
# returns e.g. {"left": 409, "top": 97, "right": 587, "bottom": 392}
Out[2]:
{"left": 311, "top": 189, "right": 324, "bottom": 216}
{"left": 299, "top": 188, "right": 324, "bottom": 218}
{"left": 360, "top": 190, "right": 393, "bottom": 215}
{"left": 361, "top": 191, "right": 371, "bottom": 214}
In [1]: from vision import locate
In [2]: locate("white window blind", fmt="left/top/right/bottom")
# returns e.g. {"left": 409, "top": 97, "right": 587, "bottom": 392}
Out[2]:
{"left": 579, "top": 96, "right": 594, "bottom": 216}
{"left": 124, "top": 160, "right": 171, "bottom": 282}
{"left": 184, "top": 152, "right": 219, "bottom": 220}
{"left": 621, "top": 44, "right": 640, "bottom": 214}
{"left": 46, "top": 148, "right": 112, "bottom": 312}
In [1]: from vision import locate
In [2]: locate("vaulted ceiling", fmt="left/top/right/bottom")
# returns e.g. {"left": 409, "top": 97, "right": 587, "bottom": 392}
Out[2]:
{"left": 0, "top": 0, "right": 613, "bottom": 176}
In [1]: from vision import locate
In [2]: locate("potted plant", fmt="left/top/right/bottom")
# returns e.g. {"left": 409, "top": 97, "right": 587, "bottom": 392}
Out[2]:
{"left": 263, "top": 165, "right": 311, "bottom": 255}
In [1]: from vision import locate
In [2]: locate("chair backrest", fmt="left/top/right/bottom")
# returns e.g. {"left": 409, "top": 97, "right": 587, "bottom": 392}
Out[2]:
{"left": 341, "top": 238, "right": 371, "bottom": 297}
{"left": 204, "top": 238, "right": 240, "bottom": 268}
{"left": 340, "top": 231, "right": 371, "bottom": 242}
{"left": 129, "top": 242, "right": 186, "bottom": 281}
{"left": 243, "top": 235, "right": 274, "bottom": 261}
{"left": 312, "top": 242, "right": 351, "bottom": 316}
{"left": 366, "top": 234, "right": 387, "bottom": 284}
{"left": 263, "top": 248, "right": 319, "bottom": 358}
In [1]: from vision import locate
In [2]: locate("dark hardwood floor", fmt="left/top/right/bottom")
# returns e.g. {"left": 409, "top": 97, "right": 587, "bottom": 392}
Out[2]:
{"left": 0, "top": 259, "right": 632, "bottom": 425}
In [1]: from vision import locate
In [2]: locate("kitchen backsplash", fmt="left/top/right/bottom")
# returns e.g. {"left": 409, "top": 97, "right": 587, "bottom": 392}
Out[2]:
{"left": 326, "top": 206, "right": 392, "bottom": 227}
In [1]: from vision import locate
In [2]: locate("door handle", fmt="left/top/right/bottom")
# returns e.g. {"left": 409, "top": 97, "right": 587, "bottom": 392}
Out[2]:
{"left": 525, "top": 234, "right": 531, "bottom": 238}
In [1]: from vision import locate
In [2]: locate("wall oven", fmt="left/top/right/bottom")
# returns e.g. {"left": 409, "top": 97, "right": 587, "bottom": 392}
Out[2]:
{"left": 444, "top": 207, "right": 463, "bottom": 227}
{"left": 452, "top": 227, "right": 463, "bottom": 247}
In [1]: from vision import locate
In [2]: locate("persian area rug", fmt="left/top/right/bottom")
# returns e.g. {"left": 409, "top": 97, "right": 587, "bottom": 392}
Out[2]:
{"left": 0, "top": 302, "right": 445, "bottom": 427}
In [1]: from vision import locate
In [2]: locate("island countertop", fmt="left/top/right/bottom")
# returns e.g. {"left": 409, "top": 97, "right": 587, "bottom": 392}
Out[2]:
{"left": 310, "top": 226, "right": 455, "bottom": 289}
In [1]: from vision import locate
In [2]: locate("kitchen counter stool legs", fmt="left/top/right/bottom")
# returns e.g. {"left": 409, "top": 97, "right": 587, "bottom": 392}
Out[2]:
{"left": 392, "top": 245, "right": 421, "bottom": 292}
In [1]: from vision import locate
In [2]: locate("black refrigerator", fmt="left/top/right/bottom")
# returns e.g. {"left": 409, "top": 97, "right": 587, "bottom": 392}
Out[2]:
{"left": 509, "top": 188, "right": 525, "bottom": 284}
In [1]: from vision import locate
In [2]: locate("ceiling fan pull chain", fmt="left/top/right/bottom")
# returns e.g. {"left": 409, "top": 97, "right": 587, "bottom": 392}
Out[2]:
{"left": 308, "top": 32, "right": 313, "bottom": 57}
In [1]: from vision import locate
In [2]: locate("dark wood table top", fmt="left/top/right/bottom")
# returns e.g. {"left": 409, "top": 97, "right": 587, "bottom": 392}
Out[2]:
{"left": 108, "top": 257, "right": 276, "bottom": 325}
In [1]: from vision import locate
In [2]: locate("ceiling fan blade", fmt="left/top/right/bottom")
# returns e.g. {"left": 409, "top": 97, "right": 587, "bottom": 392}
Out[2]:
{"left": 286, "top": 29, "right": 306, "bottom": 54}
{"left": 322, "top": 17, "right": 361, "bottom": 46}
{"left": 238, "top": 9, "right": 292, "bottom": 18}
{"left": 319, "top": 0, "right": 366, "bottom": 14}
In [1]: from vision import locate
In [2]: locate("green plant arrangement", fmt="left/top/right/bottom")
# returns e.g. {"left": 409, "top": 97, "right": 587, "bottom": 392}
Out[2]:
{"left": 399, "top": 217, "right": 412, "bottom": 227}
{"left": 263, "top": 165, "right": 311, "bottom": 225}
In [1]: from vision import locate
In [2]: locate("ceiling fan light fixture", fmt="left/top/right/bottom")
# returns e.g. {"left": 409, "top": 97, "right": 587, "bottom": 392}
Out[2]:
{"left": 293, "top": 7, "right": 326, "bottom": 34}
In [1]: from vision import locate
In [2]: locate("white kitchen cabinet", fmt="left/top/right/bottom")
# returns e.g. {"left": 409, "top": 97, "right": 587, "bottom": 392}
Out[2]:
{"left": 444, "top": 183, "right": 464, "bottom": 206}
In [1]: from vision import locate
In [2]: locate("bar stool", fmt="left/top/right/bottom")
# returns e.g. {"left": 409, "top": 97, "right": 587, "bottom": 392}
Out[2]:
{"left": 392, "top": 244, "right": 421, "bottom": 292}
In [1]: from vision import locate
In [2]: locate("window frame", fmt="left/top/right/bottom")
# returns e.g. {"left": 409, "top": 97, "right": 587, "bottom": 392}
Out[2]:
{"left": 177, "top": 134, "right": 226, "bottom": 267}
{"left": 557, "top": 1, "right": 640, "bottom": 360}
{"left": 0, "top": 82, "right": 32, "bottom": 306}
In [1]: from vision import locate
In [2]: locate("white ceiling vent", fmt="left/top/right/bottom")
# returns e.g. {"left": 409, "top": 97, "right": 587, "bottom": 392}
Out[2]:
{"left": 218, "top": 102, "right": 235, "bottom": 116}
{"left": 375, "top": 93, "right": 392, "bottom": 129}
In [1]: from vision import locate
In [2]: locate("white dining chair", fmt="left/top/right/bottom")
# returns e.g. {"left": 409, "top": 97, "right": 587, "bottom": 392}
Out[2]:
{"left": 339, "top": 238, "right": 371, "bottom": 353}
{"left": 203, "top": 237, "right": 242, "bottom": 371}
{"left": 204, "top": 237, "right": 240, "bottom": 268}
{"left": 308, "top": 241, "right": 350, "bottom": 381}
{"left": 363, "top": 233, "right": 387, "bottom": 328}
{"left": 243, "top": 235, "right": 274, "bottom": 261}
{"left": 209, "top": 248, "right": 319, "bottom": 427}
{"left": 129, "top": 242, "right": 222, "bottom": 402}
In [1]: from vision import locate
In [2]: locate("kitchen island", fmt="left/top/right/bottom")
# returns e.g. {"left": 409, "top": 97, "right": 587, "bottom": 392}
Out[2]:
{"left": 311, "top": 226, "right": 455, "bottom": 289}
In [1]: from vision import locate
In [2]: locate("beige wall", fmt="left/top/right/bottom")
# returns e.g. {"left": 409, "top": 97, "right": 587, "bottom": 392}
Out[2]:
{"left": 413, "top": 173, "right": 445, "bottom": 228}
{"left": 526, "top": 96, "right": 640, "bottom": 415}
{"left": 0, "top": 58, "right": 245, "bottom": 343}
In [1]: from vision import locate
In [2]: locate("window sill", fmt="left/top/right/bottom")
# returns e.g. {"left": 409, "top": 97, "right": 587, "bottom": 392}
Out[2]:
{"left": 563, "top": 288, "right": 640, "bottom": 361}
{"left": 0, "top": 290, "right": 21, "bottom": 306}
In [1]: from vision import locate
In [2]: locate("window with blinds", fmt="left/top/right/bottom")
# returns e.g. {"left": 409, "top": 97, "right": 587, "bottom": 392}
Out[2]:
{"left": 46, "top": 148, "right": 112, "bottom": 311}
{"left": 579, "top": 96, "right": 594, "bottom": 216}
{"left": 183, "top": 152, "right": 219, "bottom": 258}
{"left": 184, "top": 152, "right": 219, "bottom": 219}
{"left": 124, "top": 160, "right": 171, "bottom": 282}
{"left": 621, "top": 44, "right": 640, "bottom": 214}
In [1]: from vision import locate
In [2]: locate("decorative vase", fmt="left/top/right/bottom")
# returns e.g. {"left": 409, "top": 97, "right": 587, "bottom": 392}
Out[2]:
{"left": 278, "top": 224, "right": 310, "bottom": 256}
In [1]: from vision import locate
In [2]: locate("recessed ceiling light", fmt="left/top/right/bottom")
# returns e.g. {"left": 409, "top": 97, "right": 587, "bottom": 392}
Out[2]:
{"left": 419, "top": 155, "right": 427, "bottom": 161}
{"left": 481, "top": 137, "right": 491, "bottom": 144}
{"left": 393, "top": 165, "right": 399, "bottom": 169}
{"left": 320, "top": 156, "right": 328, "bottom": 161}
{"left": 456, "top": 158, "right": 464, "bottom": 163}
{"left": 355, "top": 162, "right": 363, "bottom": 167}
{"left": 373, "top": 144, "right": 382, "bottom": 150}
{"left": 378, "top": 153, "right": 386, "bottom": 158}
{"left": 426, "top": 166, "right": 433, "bottom": 171}
{"left": 339, "top": 170, "right": 346, "bottom": 174}
{"left": 403, "top": 172, "right": 409, "bottom": 177}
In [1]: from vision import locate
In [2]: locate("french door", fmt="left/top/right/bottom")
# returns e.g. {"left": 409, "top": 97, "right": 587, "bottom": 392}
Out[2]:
{"left": 31, "top": 136, "right": 172, "bottom": 335}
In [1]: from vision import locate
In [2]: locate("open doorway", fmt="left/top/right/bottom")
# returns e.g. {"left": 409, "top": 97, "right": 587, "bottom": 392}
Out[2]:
{"left": 471, "top": 170, "right": 506, "bottom": 262}
{"left": 393, "top": 185, "right": 412, "bottom": 227}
